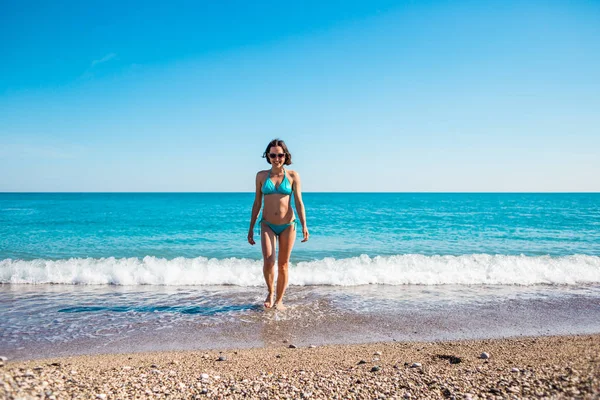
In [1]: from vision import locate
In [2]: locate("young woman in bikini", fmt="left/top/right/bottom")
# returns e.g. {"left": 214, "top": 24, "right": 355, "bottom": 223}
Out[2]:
{"left": 248, "top": 139, "right": 309, "bottom": 310}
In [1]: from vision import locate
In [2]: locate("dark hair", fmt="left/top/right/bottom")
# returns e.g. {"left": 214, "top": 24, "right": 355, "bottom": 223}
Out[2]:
{"left": 262, "top": 139, "right": 293, "bottom": 165}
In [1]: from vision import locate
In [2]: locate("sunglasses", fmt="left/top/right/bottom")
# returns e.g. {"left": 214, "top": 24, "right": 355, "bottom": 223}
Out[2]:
{"left": 269, "top": 153, "right": 285, "bottom": 159}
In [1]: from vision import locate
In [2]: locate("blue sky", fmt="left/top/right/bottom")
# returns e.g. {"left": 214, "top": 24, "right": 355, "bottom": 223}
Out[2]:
{"left": 1, "top": 0, "right": 599, "bottom": 192}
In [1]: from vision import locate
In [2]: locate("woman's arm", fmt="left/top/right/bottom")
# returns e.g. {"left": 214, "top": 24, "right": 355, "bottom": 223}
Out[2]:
{"left": 248, "top": 172, "right": 263, "bottom": 245}
{"left": 292, "top": 171, "right": 309, "bottom": 242}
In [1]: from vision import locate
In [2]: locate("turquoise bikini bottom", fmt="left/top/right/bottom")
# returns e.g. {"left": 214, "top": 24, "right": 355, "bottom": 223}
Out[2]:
{"left": 261, "top": 219, "right": 297, "bottom": 236}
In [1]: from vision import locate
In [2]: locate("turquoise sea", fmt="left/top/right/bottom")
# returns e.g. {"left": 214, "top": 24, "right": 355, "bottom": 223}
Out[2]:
{"left": 1, "top": 193, "right": 599, "bottom": 360}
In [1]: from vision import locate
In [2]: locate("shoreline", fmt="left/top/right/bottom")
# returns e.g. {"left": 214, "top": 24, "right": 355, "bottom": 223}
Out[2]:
{"left": 3, "top": 334, "right": 599, "bottom": 399}
{"left": 5, "top": 283, "right": 600, "bottom": 363}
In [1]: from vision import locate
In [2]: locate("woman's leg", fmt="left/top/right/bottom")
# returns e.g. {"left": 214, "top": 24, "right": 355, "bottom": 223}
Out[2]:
{"left": 273, "top": 224, "right": 296, "bottom": 310}
{"left": 261, "top": 222, "right": 277, "bottom": 308}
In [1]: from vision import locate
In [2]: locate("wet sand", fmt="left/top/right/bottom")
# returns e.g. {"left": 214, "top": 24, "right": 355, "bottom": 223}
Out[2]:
{"left": 4, "top": 284, "right": 600, "bottom": 362}
{"left": 2, "top": 334, "right": 599, "bottom": 399}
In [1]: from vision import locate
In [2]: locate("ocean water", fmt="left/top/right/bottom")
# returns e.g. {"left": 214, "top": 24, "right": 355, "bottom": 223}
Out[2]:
{"left": 1, "top": 193, "right": 600, "bottom": 360}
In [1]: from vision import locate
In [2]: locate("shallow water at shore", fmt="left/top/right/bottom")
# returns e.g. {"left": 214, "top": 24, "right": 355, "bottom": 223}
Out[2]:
{"left": 2, "top": 283, "right": 600, "bottom": 361}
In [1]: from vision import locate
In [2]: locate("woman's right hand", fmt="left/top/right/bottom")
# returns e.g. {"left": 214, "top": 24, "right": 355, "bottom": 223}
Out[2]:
{"left": 248, "top": 229, "right": 255, "bottom": 245}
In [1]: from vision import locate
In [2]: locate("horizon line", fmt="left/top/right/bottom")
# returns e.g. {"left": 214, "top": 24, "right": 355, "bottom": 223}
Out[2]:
{"left": 1, "top": 191, "right": 599, "bottom": 194}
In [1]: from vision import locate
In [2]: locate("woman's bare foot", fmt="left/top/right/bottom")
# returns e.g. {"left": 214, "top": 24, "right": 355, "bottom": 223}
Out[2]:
{"left": 273, "top": 302, "right": 286, "bottom": 311}
{"left": 264, "top": 293, "right": 275, "bottom": 308}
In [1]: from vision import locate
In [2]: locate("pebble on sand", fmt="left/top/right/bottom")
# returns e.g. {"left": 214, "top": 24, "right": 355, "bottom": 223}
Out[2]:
{"left": 3, "top": 335, "right": 599, "bottom": 400}
{"left": 480, "top": 352, "right": 490, "bottom": 359}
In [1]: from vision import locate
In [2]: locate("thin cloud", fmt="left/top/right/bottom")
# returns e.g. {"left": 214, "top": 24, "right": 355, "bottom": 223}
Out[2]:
{"left": 91, "top": 53, "right": 117, "bottom": 68}
{"left": 77, "top": 53, "right": 118, "bottom": 81}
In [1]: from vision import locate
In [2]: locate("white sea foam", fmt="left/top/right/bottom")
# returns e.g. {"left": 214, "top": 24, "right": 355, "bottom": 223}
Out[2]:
{"left": 1, "top": 254, "right": 599, "bottom": 286}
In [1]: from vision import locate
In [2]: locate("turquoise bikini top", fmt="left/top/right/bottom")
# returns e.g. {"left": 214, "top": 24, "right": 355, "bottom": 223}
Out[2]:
{"left": 262, "top": 169, "right": 293, "bottom": 196}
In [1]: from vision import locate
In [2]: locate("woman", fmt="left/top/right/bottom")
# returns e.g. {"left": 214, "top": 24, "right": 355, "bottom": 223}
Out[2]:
{"left": 248, "top": 139, "right": 309, "bottom": 310}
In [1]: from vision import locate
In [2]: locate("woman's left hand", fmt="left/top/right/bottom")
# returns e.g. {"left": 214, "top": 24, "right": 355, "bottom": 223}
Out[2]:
{"left": 301, "top": 226, "right": 309, "bottom": 242}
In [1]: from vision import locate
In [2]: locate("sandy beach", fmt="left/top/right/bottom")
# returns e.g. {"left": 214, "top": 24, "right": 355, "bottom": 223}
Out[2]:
{"left": 2, "top": 334, "right": 599, "bottom": 399}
